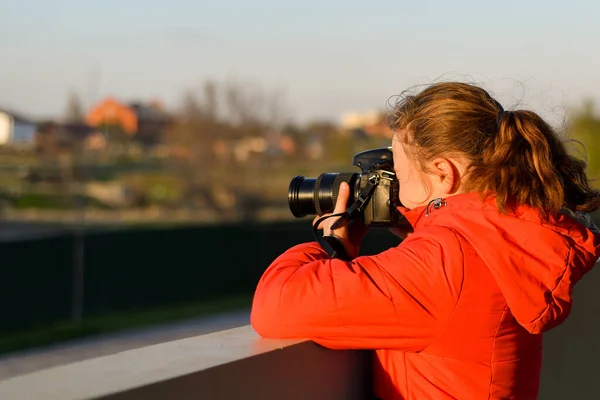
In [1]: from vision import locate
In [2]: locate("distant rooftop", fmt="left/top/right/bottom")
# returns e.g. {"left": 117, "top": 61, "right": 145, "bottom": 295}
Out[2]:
{"left": 128, "top": 102, "right": 170, "bottom": 122}
{"left": 0, "top": 108, "right": 37, "bottom": 124}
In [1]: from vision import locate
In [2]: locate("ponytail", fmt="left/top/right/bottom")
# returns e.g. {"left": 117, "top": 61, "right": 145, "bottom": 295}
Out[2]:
{"left": 476, "top": 110, "right": 600, "bottom": 219}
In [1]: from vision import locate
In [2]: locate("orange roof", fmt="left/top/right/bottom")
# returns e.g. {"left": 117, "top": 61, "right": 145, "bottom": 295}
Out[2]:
{"left": 85, "top": 97, "right": 138, "bottom": 134}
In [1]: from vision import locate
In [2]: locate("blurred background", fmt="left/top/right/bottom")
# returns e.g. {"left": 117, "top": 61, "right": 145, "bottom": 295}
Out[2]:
{"left": 1, "top": 0, "right": 600, "bottom": 386}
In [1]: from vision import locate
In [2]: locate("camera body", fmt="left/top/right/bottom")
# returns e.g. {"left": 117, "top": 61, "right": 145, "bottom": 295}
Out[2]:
{"left": 288, "top": 147, "right": 406, "bottom": 227}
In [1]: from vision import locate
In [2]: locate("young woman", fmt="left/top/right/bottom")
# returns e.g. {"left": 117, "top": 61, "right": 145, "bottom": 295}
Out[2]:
{"left": 251, "top": 82, "right": 600, "bottom": 399}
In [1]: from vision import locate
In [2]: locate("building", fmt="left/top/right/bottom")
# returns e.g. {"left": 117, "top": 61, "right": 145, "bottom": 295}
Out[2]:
{"left": 35, "top": 121, "right": 101, "bottom": 154}
{"left": 0, "top": 109, "right": 37, "bottom": 146}
{"left": 128, "top": 102, "right": 171, "bottom": 147}
{"left": 85, "top": 98, "right": 171, "bottom": 147}
{"left": 341, "top": 111, "right": 381, "bottom": 130}
{"left": 340, "top": 111, "right": 393, "bottom": 138}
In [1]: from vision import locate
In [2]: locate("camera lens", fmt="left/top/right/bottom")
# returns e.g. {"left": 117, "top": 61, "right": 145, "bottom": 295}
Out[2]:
{"left": 288, "top": 172, "right": 359, "bottom": 218}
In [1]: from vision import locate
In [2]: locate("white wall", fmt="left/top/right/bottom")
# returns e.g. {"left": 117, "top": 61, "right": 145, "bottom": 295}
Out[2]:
{"left": 0, "top": 112, "right": 37, "bottom": 145}
{"left": 0, "top": 112, "right": 11, "bottom": 145}
{"left": 0, "top": 326, "right": 371, "bottom": 400}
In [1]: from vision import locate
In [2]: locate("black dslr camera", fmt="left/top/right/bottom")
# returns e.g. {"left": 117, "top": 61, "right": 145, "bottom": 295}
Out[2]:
{"left": 288, "top": 147, "right": 406, "bottom": 228}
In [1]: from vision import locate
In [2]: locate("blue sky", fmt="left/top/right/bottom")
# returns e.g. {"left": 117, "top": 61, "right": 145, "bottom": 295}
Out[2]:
{"left": 1, "top": 0, "right": 599, "bottom": 124}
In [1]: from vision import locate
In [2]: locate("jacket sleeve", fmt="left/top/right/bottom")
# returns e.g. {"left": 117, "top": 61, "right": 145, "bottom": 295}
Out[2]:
{"left": 250, "top": 227, "right": 464, "bottom": 351}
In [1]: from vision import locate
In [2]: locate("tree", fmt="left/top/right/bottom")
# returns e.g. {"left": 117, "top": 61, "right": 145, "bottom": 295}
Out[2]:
{"left": 568, "top": 100, "right": 600, "bottom": 185}
{"left": 181, "top": 90, "right": 203, "bottom": 122}
{"left": 203, "top": 80, "right": 218, "bottom": 120}
{"left": 168, "top": 79, "right": 291, "bottom": 219}
{"left": 64, "top": 91, "right": 85, "bottom": 123}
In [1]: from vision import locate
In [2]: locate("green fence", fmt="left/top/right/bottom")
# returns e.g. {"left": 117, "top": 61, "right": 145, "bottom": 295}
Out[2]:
{"left": 0, "top": 222, "right": 401, "bottom": 333}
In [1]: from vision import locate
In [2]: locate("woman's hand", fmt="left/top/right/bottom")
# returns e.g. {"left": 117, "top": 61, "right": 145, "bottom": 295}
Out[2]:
{"left": 312, "top": 182, "right": 367, "bottom": 259}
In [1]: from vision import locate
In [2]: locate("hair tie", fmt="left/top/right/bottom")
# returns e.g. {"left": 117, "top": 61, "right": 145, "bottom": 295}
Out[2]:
{"left": 490, "top": 98, "right": 506, "bottom": 126}
{"left": 497, "top": 110, "right": 510, "bottom": 126}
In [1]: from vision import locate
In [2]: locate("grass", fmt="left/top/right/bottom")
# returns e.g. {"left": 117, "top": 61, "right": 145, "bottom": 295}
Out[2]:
{"left": 0, "top": 293, "right": 253, "bottom": 357}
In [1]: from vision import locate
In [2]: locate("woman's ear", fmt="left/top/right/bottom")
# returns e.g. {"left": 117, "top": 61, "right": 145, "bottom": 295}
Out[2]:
{"left": 429, "top": 157, "right": 463, "bottom": 194}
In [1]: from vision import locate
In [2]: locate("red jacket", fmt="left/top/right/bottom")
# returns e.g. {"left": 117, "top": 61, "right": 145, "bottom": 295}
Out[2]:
{"left": 251, "top": 192, "right": 600, "bottom": 399}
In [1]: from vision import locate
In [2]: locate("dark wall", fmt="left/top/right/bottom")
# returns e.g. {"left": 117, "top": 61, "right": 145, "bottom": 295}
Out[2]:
{"left": 0, "top": 221, "right": 400, "bottom": 332}
{"left": 1, "top": 236, "right": 73, "bottom": 331}
{"left": 539, "top": 264, "right": 600, "bottom": 399}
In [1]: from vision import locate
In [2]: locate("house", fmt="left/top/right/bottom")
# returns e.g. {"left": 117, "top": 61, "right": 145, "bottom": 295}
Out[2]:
{"left": 86, "top": 98, "right": 137, "bottom": 135}
{"left": 0, "top": 109, "right": 37, "bottom": 146}
{"left": 340, "top": 111, "right": 393, "bottom": 138}
{"left": 85, "top": 98, "right": 171, "bottom": 147}
{"left": 35, "top": 121, "right": 102, "bottom": 154}
{"left": 128, "top": 102, "right": 171, "bottom": 146}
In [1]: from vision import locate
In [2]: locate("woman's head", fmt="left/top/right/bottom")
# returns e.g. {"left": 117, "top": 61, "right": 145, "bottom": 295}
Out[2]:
{"left": 389, "top": 82, "right": 600, "bottom": 218}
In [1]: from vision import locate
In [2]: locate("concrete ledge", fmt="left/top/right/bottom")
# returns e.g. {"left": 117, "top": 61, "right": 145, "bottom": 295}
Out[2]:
{"left": 0, "top": 325, "right": 372, "bottom": 400}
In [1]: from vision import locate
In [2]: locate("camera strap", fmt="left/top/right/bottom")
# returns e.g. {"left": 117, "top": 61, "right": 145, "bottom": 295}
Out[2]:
{"left": 331, "top": 173, "right": 379, "bottom": 230}
{"left": 312, "top": 173, "right": 380, "bottom": 262}
{"left": 322, "top": 235, "right": 352, "bottom": 261}
{"left": 312, "top": 213, "right": 353, "bottom": 261}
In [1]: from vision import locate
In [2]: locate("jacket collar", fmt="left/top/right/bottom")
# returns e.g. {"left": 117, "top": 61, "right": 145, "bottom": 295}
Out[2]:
{"left": 397, "top": 192, "right": 492, "bottom": 228}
